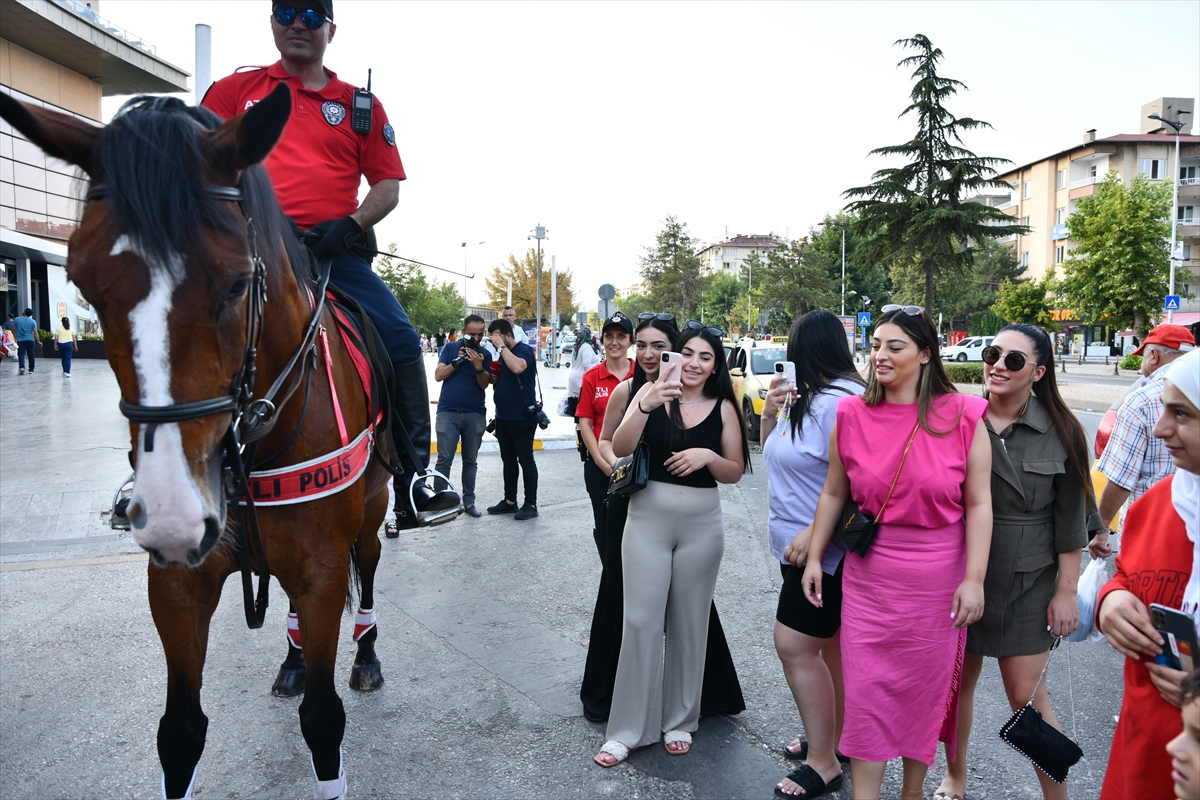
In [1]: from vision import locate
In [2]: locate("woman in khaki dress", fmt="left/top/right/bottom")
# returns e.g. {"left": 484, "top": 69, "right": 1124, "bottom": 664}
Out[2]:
{"left": 934, "top": 324, "right": 1089, "bottom": 800}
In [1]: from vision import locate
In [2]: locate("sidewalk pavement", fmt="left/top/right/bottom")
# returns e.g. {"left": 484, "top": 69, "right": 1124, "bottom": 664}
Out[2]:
{"left": 0, "top": 358, "right": 1126, "bottom": 798}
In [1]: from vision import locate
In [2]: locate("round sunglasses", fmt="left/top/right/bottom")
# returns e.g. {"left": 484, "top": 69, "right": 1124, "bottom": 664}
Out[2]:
{"left": 982, "top": 345, "right": 1030, "bottom": 371}
{"left": 273, "top": 6, "right": 328, "bottom": 29}
{"left": 685, "top": 319, "right": 724, "bottom": 337}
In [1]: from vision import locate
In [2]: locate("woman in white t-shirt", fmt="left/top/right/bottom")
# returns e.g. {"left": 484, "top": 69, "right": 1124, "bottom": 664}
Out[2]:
{"left": 762, "top": 310, "right": 865, "bottom": 799}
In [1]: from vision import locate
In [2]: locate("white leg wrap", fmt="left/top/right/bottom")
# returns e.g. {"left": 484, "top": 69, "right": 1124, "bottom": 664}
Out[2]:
{"left": 311, "top": 748, "right": 347, "bottom": 800}
{"left": 352, "top": 607, "right": 377, "bottom": 642}
{"left": 160, "top": 765, "right": 197, "bottom": 800}
{"left": 287, "top": 611, "right": 302, "bottom": 649}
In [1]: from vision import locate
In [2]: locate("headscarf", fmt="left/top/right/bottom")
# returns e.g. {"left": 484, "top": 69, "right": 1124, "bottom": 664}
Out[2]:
{"left": 574, "top": 326, "right": 593, "bottom": 357}
{"left": 1165, "top": 349, "right": 1200, "bottom": 623}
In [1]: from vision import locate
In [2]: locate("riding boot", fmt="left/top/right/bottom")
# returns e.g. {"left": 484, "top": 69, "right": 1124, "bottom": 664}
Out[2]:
{"left": 390, "top": 357, "right": 459, "bottom": 527}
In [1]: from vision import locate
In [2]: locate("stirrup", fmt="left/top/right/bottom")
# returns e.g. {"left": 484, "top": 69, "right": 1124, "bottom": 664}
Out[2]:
{"left": 408, "top": 469, "right": 462, "bottom": 527}
{"left": 110, "top": 472, "right": 135, "bottom": 531}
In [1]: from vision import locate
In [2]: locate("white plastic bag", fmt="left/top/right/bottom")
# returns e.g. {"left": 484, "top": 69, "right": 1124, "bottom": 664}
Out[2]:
{"left": 1068, "top": 556, "right": 1109, "bottom": 643}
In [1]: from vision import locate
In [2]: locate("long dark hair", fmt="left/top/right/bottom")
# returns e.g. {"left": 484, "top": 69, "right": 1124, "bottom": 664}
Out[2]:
{"left": 864, "top": 307, "right": 959, "bottom": 435}
{"left": 992, "top": 324, "right": 1092, "bottom": 495}
{"left": 671, "top": 327, "right": 752, "bottom": 473}
{"left": 785, "top": 310, "right": 865, "bottom": 440}
{"left": 630, "top": 315, "right": 679, "bottom": 398}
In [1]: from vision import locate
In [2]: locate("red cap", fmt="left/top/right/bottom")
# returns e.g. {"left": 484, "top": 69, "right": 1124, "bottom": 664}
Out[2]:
{"left": 1131, "top": 324, "right": 1196, "bottom": 355}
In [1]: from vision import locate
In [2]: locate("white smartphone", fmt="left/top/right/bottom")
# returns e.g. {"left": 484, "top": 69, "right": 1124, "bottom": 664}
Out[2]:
{"left": 774, "top": 360, "right": 796, "bottom": 389}
{"left": 660, "top": 351, "right": 682, "bottom": 382}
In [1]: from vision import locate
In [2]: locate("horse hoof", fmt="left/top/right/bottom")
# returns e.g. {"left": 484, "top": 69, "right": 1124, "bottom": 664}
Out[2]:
{"left": 349, "top": 661, "right": 383, "bottom": 692}
{"left": 271, "top": 667, "right": 306, "bottom": 697}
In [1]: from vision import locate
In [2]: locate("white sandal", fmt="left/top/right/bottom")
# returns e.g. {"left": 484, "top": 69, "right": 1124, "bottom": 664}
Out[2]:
{"left": 594, "top": 740, "right": 630, "bottom": 768}
{"left": 663, "top": 730, "right": 692, "bottom": 755}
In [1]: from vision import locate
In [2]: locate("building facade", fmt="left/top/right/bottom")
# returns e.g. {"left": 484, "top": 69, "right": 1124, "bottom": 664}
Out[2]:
{"left": 1, "top": 0, "right": 188, "bottom": 332}
{"left": 695, "top": 233, "right": 788, "bottom": 276}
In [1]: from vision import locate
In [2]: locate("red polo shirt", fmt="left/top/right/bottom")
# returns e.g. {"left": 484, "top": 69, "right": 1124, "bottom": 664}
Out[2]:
{"left": 201, "top": 62, "right": 405, "bottom": 229}
{"left": 576, "top": 361, "right": 635, "bottom": 425}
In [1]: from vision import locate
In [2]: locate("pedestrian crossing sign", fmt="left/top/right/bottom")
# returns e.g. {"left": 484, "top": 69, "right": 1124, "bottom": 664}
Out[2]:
{"left": 1165, "top": 295, "right": 1182, "bottom": 311}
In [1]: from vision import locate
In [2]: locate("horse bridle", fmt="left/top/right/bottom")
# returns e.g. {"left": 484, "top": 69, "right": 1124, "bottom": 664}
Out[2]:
{"left": 87, "top": 181, "right": 332, "bottom": 629}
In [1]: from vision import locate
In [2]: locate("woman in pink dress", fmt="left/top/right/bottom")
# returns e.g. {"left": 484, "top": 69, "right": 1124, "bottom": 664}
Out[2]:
{"left": 795, "top": 305, "right": 992, "bottom": 799}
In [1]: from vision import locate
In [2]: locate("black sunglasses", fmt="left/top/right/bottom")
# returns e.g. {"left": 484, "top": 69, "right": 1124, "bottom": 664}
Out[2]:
{"left": 881, "top": 304, "right": 925, "bottom": 317}
{"left": 685, "top": 319, "right": 724, "bottom": 337}
{"left": 638, "top": 313, "right": 676, "bottom": 322}
{"left": 273, "top": 7, "right": 328, "bottom": 29}
{"left": 982, "top": 345, "right": 1029, "bottom": 371}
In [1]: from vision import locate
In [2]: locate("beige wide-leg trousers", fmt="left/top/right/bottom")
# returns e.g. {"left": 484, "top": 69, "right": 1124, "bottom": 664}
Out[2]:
{"left": 605, "top": 480, "right": 725, "bottom": 749}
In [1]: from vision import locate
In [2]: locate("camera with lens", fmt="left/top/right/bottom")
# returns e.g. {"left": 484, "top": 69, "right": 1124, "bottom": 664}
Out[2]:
{"left": 450, "top": 334, "right": 482, "bottom": 368}
{"left": 529, "top": 400, "right": 551, "bottom": 430}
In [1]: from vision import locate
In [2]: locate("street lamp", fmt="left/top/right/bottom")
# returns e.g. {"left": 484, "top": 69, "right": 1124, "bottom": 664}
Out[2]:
{"left": 1149, "top": 109, "right": 1192, "bottom": 324}
{"left": 820, "top": 220, "right": 848, "bottom": 316}
{"left": 528, "top": 225, "right": 547, "bottom": 361}
{"left": 461, "top": 241, "right": 484, "bottom": 319}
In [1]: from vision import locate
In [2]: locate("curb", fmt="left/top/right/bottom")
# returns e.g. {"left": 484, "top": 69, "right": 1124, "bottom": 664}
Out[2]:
{"left": 431, "top": 438, "right": 576, "bottom": 455}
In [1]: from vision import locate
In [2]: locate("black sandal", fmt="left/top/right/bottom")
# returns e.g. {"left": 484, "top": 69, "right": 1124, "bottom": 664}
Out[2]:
{"left": 784, "top": 739, "right": 851, "bottom": 765}
{"left": 774, "top": 765, "right": 844, "bottom": 799}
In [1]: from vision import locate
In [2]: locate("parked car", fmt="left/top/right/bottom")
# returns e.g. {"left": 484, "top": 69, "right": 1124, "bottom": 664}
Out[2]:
{"left": 727, "top": 338, "right": 787, "bottom": 438}
{"left": 941, "top": 335, "right": 995, "bottom": 362}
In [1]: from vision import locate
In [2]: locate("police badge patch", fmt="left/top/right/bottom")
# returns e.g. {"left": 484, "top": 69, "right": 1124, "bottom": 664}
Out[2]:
{"left": 322, "top": 101, "right": 346, "bottom": 126}
{"left": 382, "top": 123, "right": 396, "bottom": 146}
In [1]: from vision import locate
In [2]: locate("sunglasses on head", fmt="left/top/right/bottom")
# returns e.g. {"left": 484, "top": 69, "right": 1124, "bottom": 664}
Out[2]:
{"left": 273, "top": 6, "right": 328, "bottom": 29}
{"left": 638, "top": 312, "right": 676, "bottom": 322}
{"left": 685, "top": 319, "right": 723, "bottom": 337}
{"left": 982, "top": 345, "right": 1030, "bottom": 371}
{"left": 881, "top": 304, "right": 925, "bottom": 317}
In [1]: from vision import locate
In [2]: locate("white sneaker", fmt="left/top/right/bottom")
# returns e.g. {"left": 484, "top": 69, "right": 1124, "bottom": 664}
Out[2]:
{"left": 18, "top": 367, "right": 24, "bottom": 375}
{"left": 63, "top": 373, "right": 70, "bottom": 377}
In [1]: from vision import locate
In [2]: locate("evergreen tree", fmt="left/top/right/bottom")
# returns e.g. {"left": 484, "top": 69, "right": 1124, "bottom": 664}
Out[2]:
{"left": 640, "top": 217, "right": 707, "bottom": 319}
{"left": 1058, "top": 172, "right": 1173, "bottom": 336}
{"left": 843, "top": 34, "right": 1026, "bottom": 313}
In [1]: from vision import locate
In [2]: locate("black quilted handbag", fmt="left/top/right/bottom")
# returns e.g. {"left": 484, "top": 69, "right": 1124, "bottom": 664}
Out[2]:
{"left": 998, "top": 638, "right": 1083, "bottom": 783}
{"left": 607, "top": 439, "right": 649, "bottom": 497}
{"left": 838, "top": 422, "right": 919, "bottom": 557}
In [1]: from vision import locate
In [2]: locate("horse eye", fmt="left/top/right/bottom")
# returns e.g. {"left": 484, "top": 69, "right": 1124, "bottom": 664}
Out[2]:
{"left": 227, "top": 278, "right": 251, "bottom": 299}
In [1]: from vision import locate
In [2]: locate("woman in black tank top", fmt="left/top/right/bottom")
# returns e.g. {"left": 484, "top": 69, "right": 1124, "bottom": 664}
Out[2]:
{"left": 594, "top": 323, "right": 752, "bottom": 767}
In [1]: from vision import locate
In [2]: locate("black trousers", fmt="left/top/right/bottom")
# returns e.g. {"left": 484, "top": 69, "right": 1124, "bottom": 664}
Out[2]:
{"left": 494, "top": 419, "right": 538, "bottom": 505}
{"left": 583, "top": 455, "right": 609, "bottom": 562}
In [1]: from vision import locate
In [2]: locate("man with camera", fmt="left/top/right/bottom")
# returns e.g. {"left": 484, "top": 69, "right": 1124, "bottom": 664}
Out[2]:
{"left": 433, "top": 314, "right": 492, "bottom": 518}
{"left": 486, "top": 318, "right": 542, "bottom": 520}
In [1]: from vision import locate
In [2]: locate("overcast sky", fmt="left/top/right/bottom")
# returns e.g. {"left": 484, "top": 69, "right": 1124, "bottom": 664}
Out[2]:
{"left": 100, "top": 0, "right": 1200, "bottom": 313}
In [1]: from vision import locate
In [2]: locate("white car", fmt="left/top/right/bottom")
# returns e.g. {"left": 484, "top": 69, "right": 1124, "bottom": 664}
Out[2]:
{"left": 941, "top": 335, "right": 995, "bottom": 362}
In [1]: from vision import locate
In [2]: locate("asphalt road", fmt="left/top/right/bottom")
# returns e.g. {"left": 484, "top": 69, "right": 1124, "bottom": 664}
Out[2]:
{"left": 0, "top": 361, "right": 1129, "bottom": 799}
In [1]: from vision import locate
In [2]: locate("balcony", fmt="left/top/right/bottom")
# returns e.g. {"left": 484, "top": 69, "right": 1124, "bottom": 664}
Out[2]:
{"left": 1183, "top": 177, "right": 1200, "bottom": 186}
{"left": 1071, "top": 175, "right": 1101, "bottom": 190}
{"left": 54, "top": 0, "right": 155, "bottom": 55}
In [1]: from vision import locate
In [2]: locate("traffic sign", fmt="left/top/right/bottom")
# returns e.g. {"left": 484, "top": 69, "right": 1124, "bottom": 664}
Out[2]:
{"left": 1165, "top": 295, "right": 1182, "bottom": 311}
{"left": 598, "top": 299, "right": 616, "bottom": 319}
{"left": 598, "top": 284, "right": 616, "bottom": 301}
{"left": 857, "top": 312, "right": 872, "bottom": 327}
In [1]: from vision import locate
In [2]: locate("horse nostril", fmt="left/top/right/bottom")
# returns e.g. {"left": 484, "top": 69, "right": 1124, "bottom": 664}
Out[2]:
{"left": 128, "top": 497, "right": 148, "bottom": 529}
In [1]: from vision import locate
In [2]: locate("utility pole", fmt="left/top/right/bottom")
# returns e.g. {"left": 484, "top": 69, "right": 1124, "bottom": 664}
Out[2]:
{"left": 1148, "top": 110, "right": 1191, "bottom": 324}
{"left": 528, "top": 225, "right": 547, "bottom": 361}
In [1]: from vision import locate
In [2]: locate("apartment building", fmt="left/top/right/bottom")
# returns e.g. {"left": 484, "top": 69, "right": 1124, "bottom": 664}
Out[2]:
{"left": 695, "top": 233, "right": 788, "bottom": 275}
{"left": 1, "top": 0, "right": 188, "bottom": 330}
{"left": 997, "top": 97, "right": 1199, "bottom": 326}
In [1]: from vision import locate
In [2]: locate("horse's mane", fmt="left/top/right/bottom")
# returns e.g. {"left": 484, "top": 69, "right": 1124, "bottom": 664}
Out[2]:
{"left": 94, "top": 95, "right": 312, "bottom": 285}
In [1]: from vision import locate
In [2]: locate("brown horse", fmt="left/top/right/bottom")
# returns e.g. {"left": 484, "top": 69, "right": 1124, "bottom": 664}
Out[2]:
{"left": 0, "top": 86, "right": 393, "bottom": 799}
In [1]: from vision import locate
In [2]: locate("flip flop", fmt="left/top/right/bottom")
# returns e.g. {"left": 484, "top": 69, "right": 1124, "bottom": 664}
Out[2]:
{"left": 663, "top": 730, "right": 691, "bottom": 755}
{"left": 593, "top": 741, "right": 630, "bottom": 768}
{"left": 784, "top": 738, "right": 851, "bottom": 765}
{"left": 774, "top": 764, "right": 844, "bottom": 799}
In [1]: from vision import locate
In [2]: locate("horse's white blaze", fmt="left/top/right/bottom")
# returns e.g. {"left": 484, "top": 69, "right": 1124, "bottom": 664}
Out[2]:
{"left": 114, "top": 235, "right": 209, "bottom": 560}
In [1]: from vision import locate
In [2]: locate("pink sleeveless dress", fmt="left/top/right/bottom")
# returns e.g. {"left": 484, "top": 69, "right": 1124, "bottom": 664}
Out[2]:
{"left": 835, "top": 392, "right": 988, "bottom": 765}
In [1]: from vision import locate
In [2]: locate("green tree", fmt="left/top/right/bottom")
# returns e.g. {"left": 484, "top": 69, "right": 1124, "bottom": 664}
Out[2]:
{"left": 992, "top": 276, "right": 1056, "bottom": 328}
{"left": 376, "top": 244, "right": 465, "bottom": 335}
{"left": 640, "top": 217, "right": 708, "bottom": 319}
{"left": 935, "top": 236, "right": 1026, "bottom": 329}
{"left": 614, "top": 291, "right": 655, "bottom": 321}
{"left": 1058, "top": 172, "right": 1172, "bottom": 336}
{"left": 808, "top": 214, "right": 895, "bottom": 314}
{"left": 754, "top": 240, "right": 838, "bottom": 325}
{"left": 701, "top": 270, "right": 747, "bottom": 333}
{"left": 843, "top": 34, "right": 1026, "bottom": 314}
{"left": 482, "top": 247, "right": 578, "bottom": 323}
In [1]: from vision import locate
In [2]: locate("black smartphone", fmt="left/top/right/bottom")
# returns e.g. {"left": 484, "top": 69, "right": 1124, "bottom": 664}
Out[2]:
{"left": 1150, "top": 603, "right": 1199, "bottom": 672}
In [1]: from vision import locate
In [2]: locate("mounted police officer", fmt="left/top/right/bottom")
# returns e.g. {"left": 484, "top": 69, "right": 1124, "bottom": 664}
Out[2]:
{"left": 203, "top": 1, "right": 456, "bottom": 530}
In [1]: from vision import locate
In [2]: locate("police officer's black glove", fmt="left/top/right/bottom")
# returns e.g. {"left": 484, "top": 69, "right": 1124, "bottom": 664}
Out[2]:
{"left": 303, "top": 216, "right": 363, "bottom": 259}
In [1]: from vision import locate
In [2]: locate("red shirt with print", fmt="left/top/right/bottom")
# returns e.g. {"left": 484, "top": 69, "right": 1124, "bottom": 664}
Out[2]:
{"left": 576, "top": 362, "right": 634, "bottom": 425}
{"left": 201, "top": 62, "right": 405, "bottom": 229}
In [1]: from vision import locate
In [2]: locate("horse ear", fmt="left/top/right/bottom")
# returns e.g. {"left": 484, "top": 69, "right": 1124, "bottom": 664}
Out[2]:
{"left": 210, "top": 83, "right": 292, "bottom": 173}
{"left": 0, "top": 92, "right": 97, "bottom": 176}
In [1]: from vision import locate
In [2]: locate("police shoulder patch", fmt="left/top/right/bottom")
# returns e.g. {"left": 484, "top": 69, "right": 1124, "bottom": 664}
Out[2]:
{"left": 382, "top": 123, "right": 396, "bottom": 146}
{"left": 322, "top": 101, "right": 346, "bottom": 126}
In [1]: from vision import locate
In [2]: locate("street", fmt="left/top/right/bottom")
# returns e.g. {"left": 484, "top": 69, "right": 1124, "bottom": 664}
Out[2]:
{"left": 1, "top": 359, "right": 1127, "bottom": 799}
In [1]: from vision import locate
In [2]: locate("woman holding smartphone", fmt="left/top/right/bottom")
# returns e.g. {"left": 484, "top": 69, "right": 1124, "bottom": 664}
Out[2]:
{"left": 797, "top": 305, "right": 991, "bottom": 800}
{"left": 581, "top": 314, "right": 744, "bottom": 723}
{"left": 593, "top": 321, "right": 750, "bottom": 766}
{"left": 933, "top": 324, "right": 1088, "bottom": 800}
{"left": 764, "top": 311, "right": 865, "bottom": 799}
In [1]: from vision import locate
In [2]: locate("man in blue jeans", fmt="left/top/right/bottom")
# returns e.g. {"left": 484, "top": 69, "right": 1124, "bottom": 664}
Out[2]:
{"left": 13, "top": 308, "right": 38, "bottom": 375}
{"left": 433, "top": 314, "right": 492, "bottom": 518}
{"left": 486, "top": 318, "right": 539, "bottom": 520}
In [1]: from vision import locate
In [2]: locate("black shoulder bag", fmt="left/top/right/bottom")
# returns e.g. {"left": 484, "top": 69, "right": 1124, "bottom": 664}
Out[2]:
{"left": 838, "top": 421, "right": 919, "bottom": 557}
{"left": 608, "top": 397, "right": 650, "bottom": 497}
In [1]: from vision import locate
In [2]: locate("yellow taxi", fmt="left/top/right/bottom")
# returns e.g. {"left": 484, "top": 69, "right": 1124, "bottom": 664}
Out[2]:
{"left": 727, "top": 338, "right": 788, "bottom": 438}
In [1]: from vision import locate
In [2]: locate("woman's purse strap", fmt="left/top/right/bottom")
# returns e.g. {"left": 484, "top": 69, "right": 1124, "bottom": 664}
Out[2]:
{"left": 1026, "top": 636, "right": 1062, "bottom": 706}
{"left": 875, "top": 421, "right": 921, "bottom": 522}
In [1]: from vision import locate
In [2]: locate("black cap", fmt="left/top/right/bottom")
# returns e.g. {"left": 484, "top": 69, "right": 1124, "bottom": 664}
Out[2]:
{"left": 602, "top": 312, "right": 633, "bottom": 337}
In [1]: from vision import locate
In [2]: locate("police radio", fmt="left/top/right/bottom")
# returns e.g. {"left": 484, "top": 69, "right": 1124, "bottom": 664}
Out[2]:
{"left": 351, "top": 69, "right": 373, "bottom": 133}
